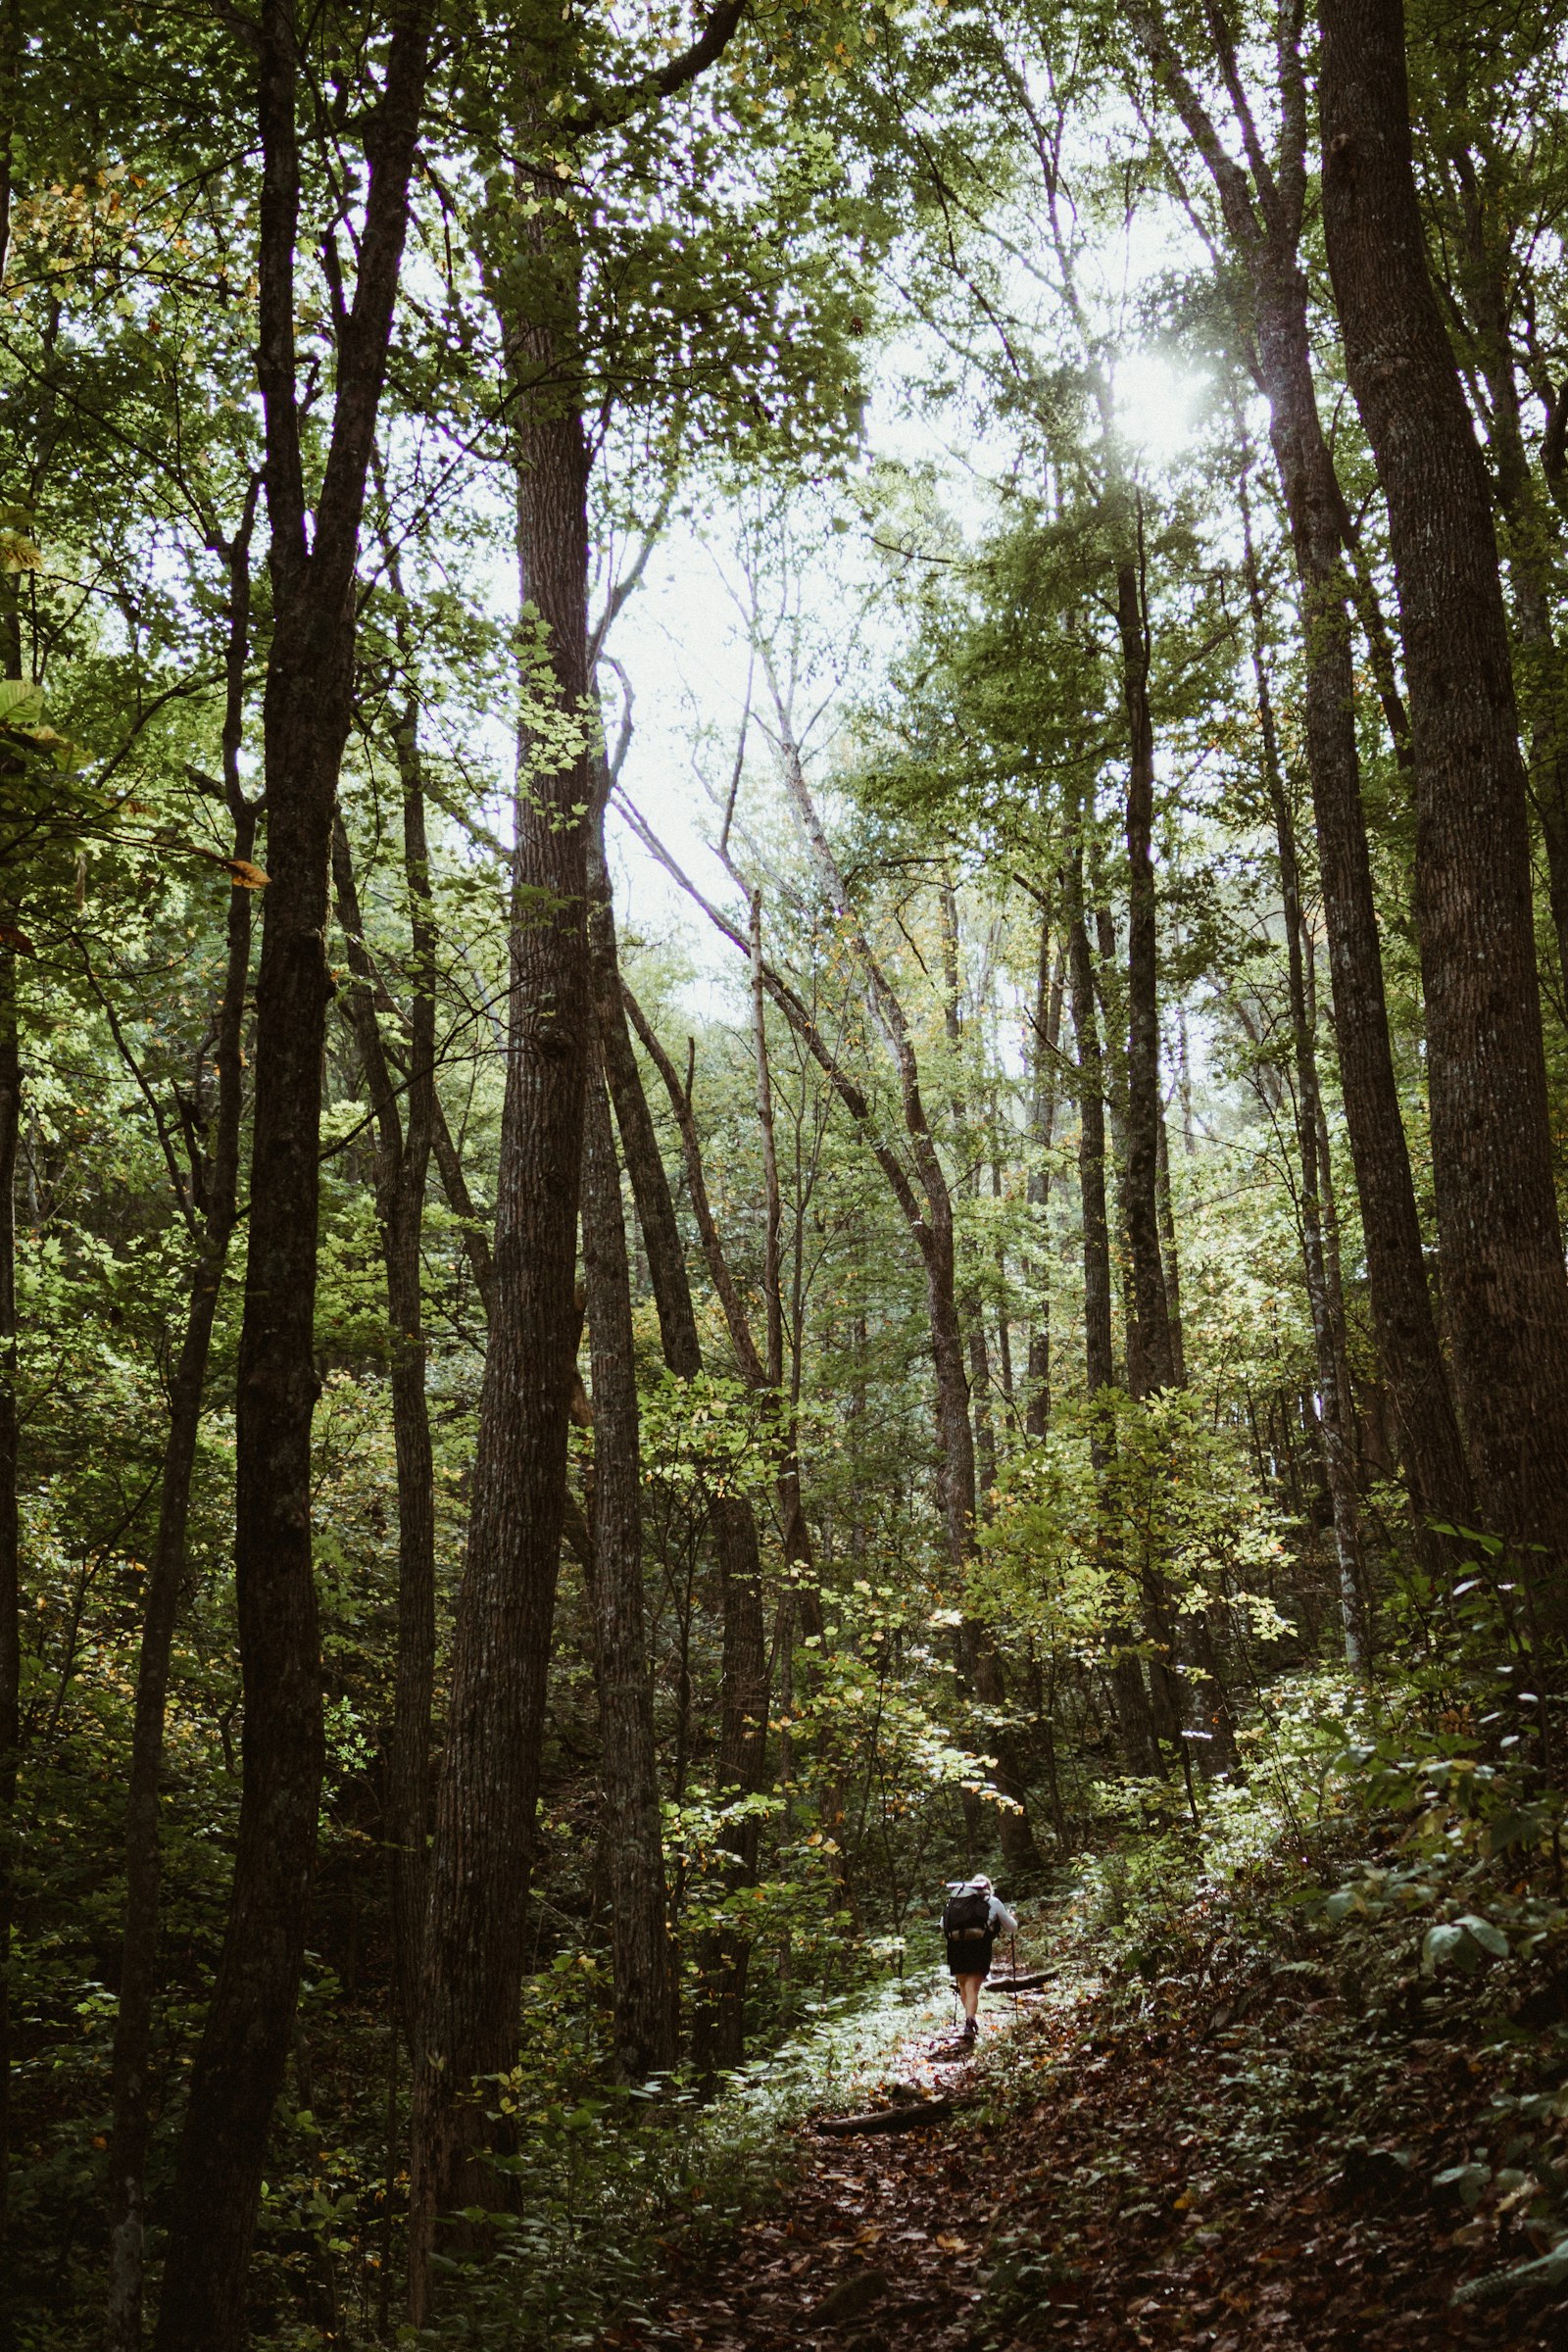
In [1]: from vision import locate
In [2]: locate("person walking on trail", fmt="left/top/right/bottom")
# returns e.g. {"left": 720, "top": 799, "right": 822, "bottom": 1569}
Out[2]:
{"left": 942, "top": 1873, "right": 1017, "bottom": 2040}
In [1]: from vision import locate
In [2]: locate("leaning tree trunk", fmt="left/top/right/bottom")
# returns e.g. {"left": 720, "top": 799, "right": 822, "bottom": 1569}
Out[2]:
{"left": 580, "top": 1045, "right": 678, "bottom": 2081}
{"left": 1320, "top": 0, "right": 1568, "bottom": 1628}
{"left": 153, "top": 15, "right": 431, "bottom": 2345}
{"left": 407, "top": 334, "right": 593, "bottom": 2320}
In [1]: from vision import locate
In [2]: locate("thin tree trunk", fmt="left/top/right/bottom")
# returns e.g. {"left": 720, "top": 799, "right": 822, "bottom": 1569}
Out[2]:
{"left": 1441, "top": 143, "right": 1568, "bottom": 1000}
{"left": 580, "top": 1046, "right": 678, "bottom": 2081}
{"left": 105, "top": 510, "right": 260, "bottom": 2352}
{"left": 1116, "top": 519, "right": 1176, "bottom": 1397}
{"left": 621, "top": 780, "right": 1042, "bottom": 1847}
{"left": 408, "top": 236, "right": 592, "bottom": 2304}
{"left": 153, "top": 13, "right": 430, "bottom": 2341}
{"left": 1240, "top": 463, "right": 1365, "bottom": 1670}
{"left": 1025, "top": 915, "right": 1065, "bottom": 1438}
{"left": 1067, "top": 841, "right": 1160, "bottom": 1780}
{"left": 612, "top": 979, "right": 782, "bottom": 2066}
{"left": 936, "top": 880, "right": 1041, "bottom": 1876}
{"left": 1153, "top": 1107, "right": 1186, "bottom": 1390}
{"left": 1321, "top": 0, "right": 1568, "bottom": 1624}
{"left": 329, "top": 755, "right": 436, "bottom": 2056}
{"left": 938, "top": 881, "right": 1001, "bottom": 1512}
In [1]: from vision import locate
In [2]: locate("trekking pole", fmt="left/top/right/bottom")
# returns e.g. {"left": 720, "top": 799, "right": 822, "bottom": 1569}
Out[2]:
{"left": 1009, "top": 1931, "right": 1020, "bottom": 2026}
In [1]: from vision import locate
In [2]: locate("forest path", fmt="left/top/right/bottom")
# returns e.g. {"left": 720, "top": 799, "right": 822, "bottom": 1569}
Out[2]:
{"left": 621, "top": 1954, "right": 1564, "bottom": 2352}
{"left": 631, "top": 1991, "right": 1025, "bottom": 2352}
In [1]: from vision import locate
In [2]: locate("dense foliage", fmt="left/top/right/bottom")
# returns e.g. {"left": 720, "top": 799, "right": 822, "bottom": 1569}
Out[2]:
{"left": 4, "top": 1, "right": 1568, "bottom": 2345}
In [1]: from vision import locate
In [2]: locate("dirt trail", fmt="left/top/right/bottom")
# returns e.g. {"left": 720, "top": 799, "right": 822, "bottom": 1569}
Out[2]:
{"left": 633, "top": 2005, "right": 1011, "bottom": 2352}
{"left": 622, "top": 1961, "right": 1567, "bottom": 2351}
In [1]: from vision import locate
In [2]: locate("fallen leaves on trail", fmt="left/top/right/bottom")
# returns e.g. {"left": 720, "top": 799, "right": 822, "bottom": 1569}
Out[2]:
{"left": 626, "top": 1932, "right": 1568, "bottom": 2352}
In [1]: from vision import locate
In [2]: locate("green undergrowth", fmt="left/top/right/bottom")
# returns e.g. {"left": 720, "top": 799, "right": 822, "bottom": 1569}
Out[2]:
{"left": 412, "top": 1960, "right": 970, "bottom": 2349}
{"left": 973, "top": 1659, "right": 1568, "bottom": 2334}
{"left": 428, "top": 1646, "right": 1568, "bottom": 2345}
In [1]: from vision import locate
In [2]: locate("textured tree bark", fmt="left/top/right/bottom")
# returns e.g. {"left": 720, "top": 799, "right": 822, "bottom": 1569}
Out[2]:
{"left": 1135, "top": 0, "right": 1471, "bottom": 1541}
{"left": 106, "top": 520, "right": 260, "bottom": 2352}
{"left": 153, "top": 11, "right": 430, "bottom": 2344}
{"left": 1116, "top": 536, "right": 1176, "bottom": 1400}
{"left": 1067, "top": 847, "right": 1159, "bottom": 1781}
{"left": 580, "top": 1046, "right": 678, "bottom": 2081}
{"left": 1240, "top": 467, "right": 1365, "bottom": 1670}
{"left": 407, "top": 248, "right": 593, "bottom": 2306}
{"left": 1437, "top": 141, "right": 1568, "bottom": 1001}
{"left": 1024, "top": 914, "right": 1065, "bottom": 1439}
{"left": 1320, "top": 0, "right": 1568, "bottom": 1622}
{"left": 330, "top": 747, "right": 436, "bottom": 2057}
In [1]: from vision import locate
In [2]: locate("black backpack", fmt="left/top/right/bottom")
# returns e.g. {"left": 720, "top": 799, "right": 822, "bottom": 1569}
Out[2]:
{"left": 943, "top": 1886, "right": 993, "bottom": 1939}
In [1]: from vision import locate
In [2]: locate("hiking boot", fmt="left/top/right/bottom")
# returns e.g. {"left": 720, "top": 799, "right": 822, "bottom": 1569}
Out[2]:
{"left": 961, "top": 2017, "right": 977, "bottom": 2040}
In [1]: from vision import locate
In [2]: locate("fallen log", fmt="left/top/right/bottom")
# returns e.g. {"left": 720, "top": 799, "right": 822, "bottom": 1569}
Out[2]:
{"left": 988, "top": 1971, "right": 1053, "bottom": 1991}
{"left": 813, "top": 2095, "right": 972, "bottom": 2136}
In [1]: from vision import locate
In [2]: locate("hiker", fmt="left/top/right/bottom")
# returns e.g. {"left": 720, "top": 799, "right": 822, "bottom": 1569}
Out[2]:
{"left": 942, "top": 1873, "right": 1018, "bottom": 2040}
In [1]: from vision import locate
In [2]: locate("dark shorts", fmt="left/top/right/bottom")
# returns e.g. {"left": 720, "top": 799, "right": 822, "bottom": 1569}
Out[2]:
{"left": 947, "top": 1936, "right": 995, "bottom": 1980}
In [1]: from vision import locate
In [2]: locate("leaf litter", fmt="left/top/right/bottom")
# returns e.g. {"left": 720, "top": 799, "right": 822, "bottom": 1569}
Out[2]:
{"left": 614, "top": 1922, "right": 1568, "bottom": 2350}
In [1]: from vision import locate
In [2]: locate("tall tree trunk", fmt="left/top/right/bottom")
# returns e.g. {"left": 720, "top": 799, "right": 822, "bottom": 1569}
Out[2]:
{"left": 1153, "top": 1107, "right": 1186, "bottom": 1389}
{"left": 408, "top": 235, "right": 592, "bottom": 2304}
{"left": 580, "top": 1047, "right": 678, "bottom": 2081}
{"left": 935, "top": 880, "right": 1042, "bottom": 1878}
{"left": 1440, "top": 143, "right": 1568, "bottom": 1001}
{"left": 1320, "top": 0, "right": 1568, "bottom": 1625}
{"left": 106, "top": 516, "right": 260, "bottom": 2352}
{"left": 1136, "top": 0, "right": 1472, "bottom": 1541}
{"left": 593, "top": 826, "right": 773, "bottom": 2072}
{"left": 1025, "top": 913, "right": 1065, "bottom": 1439}
{"left": 1067, "top": 843, "right": 1160, "bottom": 1780}
{"left": 329, "top": 735, "right": 436, "bottom": 2056}
{"left": 1240, "top": 468, "right": 1365, "bottom": 1669}
{"left": 154, "top": 13, "right": 430, "bottom": 2343}
{"left": 1116, "top": 528, "right": 1176, "bottom": 1397}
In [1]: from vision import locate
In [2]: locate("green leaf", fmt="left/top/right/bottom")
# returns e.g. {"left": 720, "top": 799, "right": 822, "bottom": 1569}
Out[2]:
{"left": 1434, "top": 2162, "right": 1491, "bottom": 2211}
{"left": 1424, "top": 1916, "right": 1507, "bottom": 1976}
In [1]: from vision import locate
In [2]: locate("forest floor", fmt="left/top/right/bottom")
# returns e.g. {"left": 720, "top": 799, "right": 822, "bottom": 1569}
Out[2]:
{"left": 617, "top": 1921, "right": 1568, "bottom": 2352}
